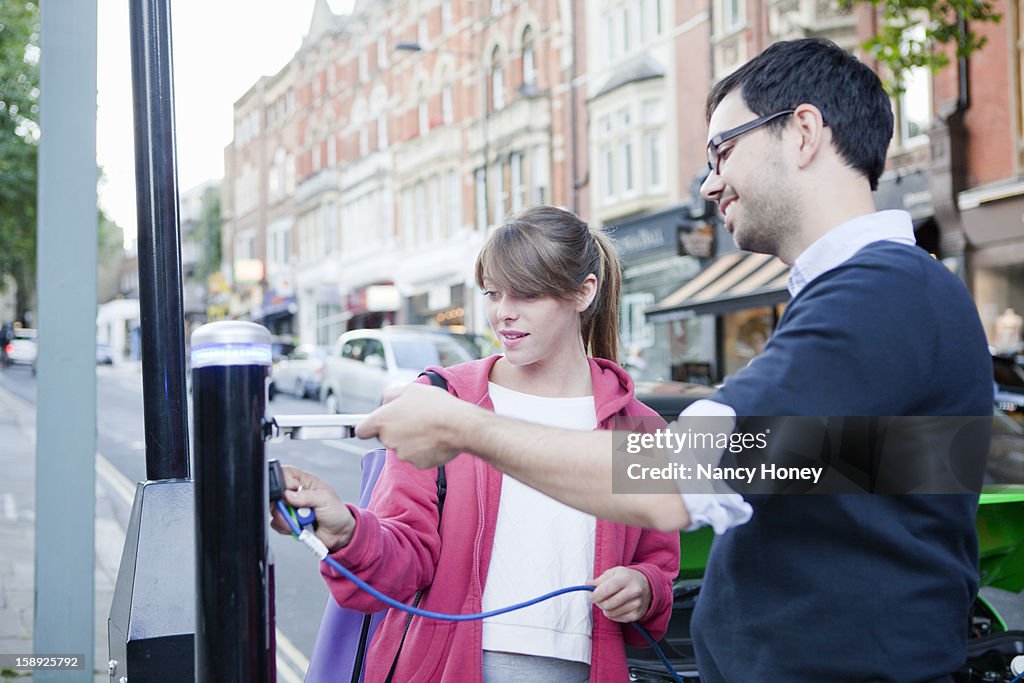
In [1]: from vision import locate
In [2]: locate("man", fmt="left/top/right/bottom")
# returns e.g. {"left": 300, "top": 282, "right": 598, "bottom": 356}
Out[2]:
{"left": 357, "top": 38, "right": 992, "bottom": 681}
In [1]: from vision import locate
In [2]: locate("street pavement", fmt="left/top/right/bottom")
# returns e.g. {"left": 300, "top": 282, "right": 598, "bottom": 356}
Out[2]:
{"left": 0, "top": 361, "right": 372, "bottom": 683}
{"left": 2, "top": 360, "right": 1024, "bottom": 683}
{"left": 0, "top": 367, "right": 124, "bottom": 682}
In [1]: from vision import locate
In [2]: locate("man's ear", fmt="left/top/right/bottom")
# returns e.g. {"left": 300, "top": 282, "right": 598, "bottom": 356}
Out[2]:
{"left": 576, "top": 274, "right": 598, "bottom": 312}
{"left": 792, "top": 103, "right": 828, "bottom": 169}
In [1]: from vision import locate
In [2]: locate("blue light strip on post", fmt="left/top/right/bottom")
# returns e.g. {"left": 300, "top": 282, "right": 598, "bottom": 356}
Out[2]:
{"left": 191, "top": 344, "right": 273, "bottom": 368}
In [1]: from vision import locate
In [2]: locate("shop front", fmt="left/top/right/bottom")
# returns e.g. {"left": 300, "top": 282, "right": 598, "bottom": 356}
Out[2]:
{"left": 404, "top": 282, "right": 467, "bottom": 330}
{"left": 611, "top": 205, "right": 705, "bottom": 381}
{"left": 346, "top": 283, "right": 400, "bottom": 332}
{"left": 960, "top": 181, "right": 1024, "bottom": 355}
{"left": 646, "top": 250, "right": 791, "bottom": 383}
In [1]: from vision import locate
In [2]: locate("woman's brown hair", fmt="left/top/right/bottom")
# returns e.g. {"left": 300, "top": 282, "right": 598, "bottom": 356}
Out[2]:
{"left": 474, "top": 206, "right": 622, "bottom": 362}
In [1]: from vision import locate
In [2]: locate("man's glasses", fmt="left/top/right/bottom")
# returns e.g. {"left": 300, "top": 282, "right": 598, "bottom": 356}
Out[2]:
{"left": 706, "top": 110, "right": 795, "bottom": 176}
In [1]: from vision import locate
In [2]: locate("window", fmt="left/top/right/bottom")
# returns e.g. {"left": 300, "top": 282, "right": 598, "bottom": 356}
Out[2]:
{"left": 327, "top": 136, "right": 337, "bottom": 167}
{"left": 530, "top": 145, "right": 548, "bottom": 204}
{"left": 341, "top": 338, "right": 367, "bottom": 361}
{"left": 442, "top": 82, "right": 453, "bottom": 124}
{"left": 325, "top": 201, "right": 338, "bottom": 253}
{"left": 377, "top": 36, "right": 388, "bottom": 67}
{"left": 621, "top": 292, "right": 656, "bottom": 349}
{"left": 402, "top": 188, "right": 415, "bottom": 247}
{"left": 415, "top": 180, "right": 428, "bottom": 245}
{"left": 491, "top": 48, "right": 505, "bottom": 111}
{"left": 446, "top": 169, "right": 461, "bottom": 236}
{"left": 897, "top": 25, "right": 932, "bottom": 146}
{"left": 621, "top": 137, "right": 634, "bottom": 193}
{"left": 359, "top": 127, "right": 369, "bottom": 156}
{"left": 604, "top": 13, "right": 617, "bottom": 63}
{"left": 492, "top": 159, "right": 507, "bottom": 224}
{"left": 619, "top": 4, "right": 631, "bottom": 54}
{"left": 312, "top": 141, "right": 321, "bottom": 171}
{"left": 418, "top": 16, "right": 428, "bottom": 45}
{"left": 644, "top": 132, "right": 663, "bottom": 190}
{"left": 442, "top": 0, "right": 452, "bottom": 25}
{"left": 475, "top": 167, "right": 488, "bottom": 230}
{"left": 510, "top": 151, "right": 526, "bottom": 211}
{"left": 601, "top": 145, "right": 615, "bottom": 199}
{"left": 377, "top": 112, "right": 389, "bottom": 149}
{"left": 718, "top": 0, "right": 743, "bottom": 33}
{"left": 359, "top": 50, "right": 368, "bottom": 81}
{"left": 428, "top": 174, "right": 442, "bottom": 242}
{"left": 418, "top": 95, "right": 429, "bottom": 137}
{"left": 640, "top": 0, "right": 662, "bottom": 41}
{"left": 522, "top": 28, "right": 536, "bottom": 88}
{"left": 642, "top": 99, "right": 665, "bottom": 191}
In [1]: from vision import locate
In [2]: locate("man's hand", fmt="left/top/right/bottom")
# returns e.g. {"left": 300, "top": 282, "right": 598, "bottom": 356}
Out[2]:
{"left": 269, "top": 465, "right": 355, "bottom": 553}
{"left": 355, "top": 382, "right": 477, "bottom": 469}
{"left": 589, "top": 566, "right": 652, "bottom": 623}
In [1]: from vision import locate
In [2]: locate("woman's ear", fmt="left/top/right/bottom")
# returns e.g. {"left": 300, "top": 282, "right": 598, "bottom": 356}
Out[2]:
{"left": 576, "top": 274, "right": 599, "bottom": 312}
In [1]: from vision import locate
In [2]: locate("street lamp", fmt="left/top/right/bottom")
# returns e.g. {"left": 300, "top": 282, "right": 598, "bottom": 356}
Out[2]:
{"left": 395, "top": 40, "right": 490, "bottom": 229}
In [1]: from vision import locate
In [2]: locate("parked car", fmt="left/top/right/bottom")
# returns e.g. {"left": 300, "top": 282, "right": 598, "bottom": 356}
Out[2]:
{"left": 96, "top": 341, "right": 114, "bottom": 365}
{"left": 624, "top": 378, "right": 1024, "bottom": 682}
{"left": 320, "top": 327, "right": 477, "bottom": 414}
{"left": 270, "top": 344, "right": 328, "bottom": 400}
{"left": 993, "top": 354, "right": 1024, "bottom": 420}
{"left": 270, "top": 335, "right": 297, "bottom": 363}
{"left": 5, "top": 328, "right": 37, "bottom": 366}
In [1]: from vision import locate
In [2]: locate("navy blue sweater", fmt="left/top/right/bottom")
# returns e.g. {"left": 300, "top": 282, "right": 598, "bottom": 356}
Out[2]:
{"left": 694, "top": 242, "right": 993, "bottom": 682}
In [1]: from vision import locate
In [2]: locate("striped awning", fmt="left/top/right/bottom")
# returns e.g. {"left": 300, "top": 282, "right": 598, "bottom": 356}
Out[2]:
{"left": 646, "top": 251, "right": 791, "bottom": 323}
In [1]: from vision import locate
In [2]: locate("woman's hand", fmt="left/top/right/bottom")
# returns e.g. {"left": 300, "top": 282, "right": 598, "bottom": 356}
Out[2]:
{"left": 269, "top": 465, "right": 356, "bottom": 553}
{"left": 588, "top": 566, "right": 652, "bottom": 623}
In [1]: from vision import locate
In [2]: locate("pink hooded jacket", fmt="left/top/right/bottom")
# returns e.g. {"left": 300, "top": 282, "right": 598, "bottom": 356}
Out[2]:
{"left": 320, "top": 355, "right": 680, "bottom": 682}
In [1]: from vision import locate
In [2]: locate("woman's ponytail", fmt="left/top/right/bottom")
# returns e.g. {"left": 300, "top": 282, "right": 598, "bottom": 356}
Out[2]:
{"left": 583, "top": 228, "right": 621, "bottom": 363}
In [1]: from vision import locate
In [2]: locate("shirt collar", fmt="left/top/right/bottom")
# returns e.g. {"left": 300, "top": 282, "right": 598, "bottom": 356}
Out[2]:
{"left": 787, "top": 210, "right": 916, "bottom": 297}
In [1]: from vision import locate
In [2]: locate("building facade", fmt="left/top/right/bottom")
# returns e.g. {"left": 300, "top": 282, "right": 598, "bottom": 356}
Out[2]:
{"left": 221, "top": 0, "right": 576, "bottom": 349}
{"left": 219, "top": 0, "right": 1020, "bottom": 379}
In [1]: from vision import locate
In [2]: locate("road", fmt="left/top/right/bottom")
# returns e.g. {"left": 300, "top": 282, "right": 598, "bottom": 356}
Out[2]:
{"left": 4, "top": 362, "right": 1024, "bottom": 681}
{"left": 0, "top": 362, "right": 379, "bottom": 682}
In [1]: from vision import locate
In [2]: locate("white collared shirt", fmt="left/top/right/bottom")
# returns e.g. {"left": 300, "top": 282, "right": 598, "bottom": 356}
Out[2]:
{"left": 787, "top": 210, "right": 917, "bottom": 298}
{"left": 679, "top": 210, "right": 917, "bottom": 535}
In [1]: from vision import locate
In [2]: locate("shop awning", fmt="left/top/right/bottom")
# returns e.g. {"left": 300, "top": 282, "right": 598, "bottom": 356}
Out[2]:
{"left": 645, "top": 252, "right": 791, "bottom": 323}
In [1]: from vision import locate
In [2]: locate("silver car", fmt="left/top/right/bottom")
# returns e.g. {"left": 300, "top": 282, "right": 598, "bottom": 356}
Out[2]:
{"left": 320, "top": 327, "right": 476, "bottom": 414}
{"left": 270, "top": 344, "right": 328, "bottom": 400}
{"left": 6, "top": 328, "right": 37, "bottom": 366}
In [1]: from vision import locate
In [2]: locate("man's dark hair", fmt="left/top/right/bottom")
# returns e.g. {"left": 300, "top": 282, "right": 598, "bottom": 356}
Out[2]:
{"left": 706, "top": 38, "right": 893, "bottom": 190}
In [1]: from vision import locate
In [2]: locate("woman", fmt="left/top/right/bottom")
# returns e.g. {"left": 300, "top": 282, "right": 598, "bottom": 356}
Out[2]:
{"left": 274, "top": 206, "right": 679, "bottom": 682}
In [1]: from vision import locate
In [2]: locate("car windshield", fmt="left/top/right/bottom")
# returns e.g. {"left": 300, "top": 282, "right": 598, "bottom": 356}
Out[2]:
{"left": 995, "top": 358, "right": 1024, "bottom": 389}
{"left": 390, "top": 337, "right": 473, "bottom": 370}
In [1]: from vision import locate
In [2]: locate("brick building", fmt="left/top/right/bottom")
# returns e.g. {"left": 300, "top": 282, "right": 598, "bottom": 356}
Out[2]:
{"left": 222, "top": 0, "right": 579, "bottom": 346}
{"left": 221, "top": 0, "right": 1021, "bottom": 378}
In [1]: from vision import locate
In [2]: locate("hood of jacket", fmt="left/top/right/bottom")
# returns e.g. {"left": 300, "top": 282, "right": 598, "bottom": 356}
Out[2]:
{"left": 425, "top": 354, "right": 643, "bottom": 425}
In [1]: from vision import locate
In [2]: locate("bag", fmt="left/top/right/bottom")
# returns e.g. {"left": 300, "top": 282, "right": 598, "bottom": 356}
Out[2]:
{"left": 305, "top": 371, "right": 449, "bottom": 683}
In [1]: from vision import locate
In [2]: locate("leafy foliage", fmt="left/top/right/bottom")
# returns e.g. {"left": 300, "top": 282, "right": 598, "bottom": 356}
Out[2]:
{"left": 843, "top": 0, "right": 1002, "bottom": 94}
{"left": 193, "top": 187, "right": 222, "bottom": 284}
{"left": 0, "top": 0, "right": 39, "bottom": 321}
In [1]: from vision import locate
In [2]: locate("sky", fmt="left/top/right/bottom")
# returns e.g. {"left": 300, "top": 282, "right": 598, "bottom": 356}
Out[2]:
{"left": 96, "top": 0, "right": 353, "bottom": 246}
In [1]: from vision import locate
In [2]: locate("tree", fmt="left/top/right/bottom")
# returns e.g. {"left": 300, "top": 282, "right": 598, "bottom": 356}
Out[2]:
{"left": 843, "top": 0, "right": 1002, "bottom": 94}
{"left": 0, "top": 0, "right": 40, "bottom": 324}
{"left": 193, "top": 186, "right": 222, "bottom": 284}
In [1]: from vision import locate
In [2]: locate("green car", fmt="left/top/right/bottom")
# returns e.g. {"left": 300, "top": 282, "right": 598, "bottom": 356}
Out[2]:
{"left": 626, "top": 381, "right": 1024, "bottom": 682}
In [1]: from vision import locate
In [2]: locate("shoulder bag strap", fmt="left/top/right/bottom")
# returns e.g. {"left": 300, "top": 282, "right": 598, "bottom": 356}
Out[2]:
{"left": 384, "top": 371, "right": 450, "bottom": 682}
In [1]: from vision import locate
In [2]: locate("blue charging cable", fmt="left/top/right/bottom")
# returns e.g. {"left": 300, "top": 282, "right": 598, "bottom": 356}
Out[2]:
{"left": 276, "top": 499, "right": 684, "bottom": 682}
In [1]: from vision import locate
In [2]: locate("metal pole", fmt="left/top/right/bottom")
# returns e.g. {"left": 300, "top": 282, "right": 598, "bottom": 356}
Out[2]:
{"left": 129, "top": 0, "right": 190, "bottom": 480}
{"left": 35, "top": 2, "right": 97, "bottom": 680}
{"left": 191, "top": 321, "right": 275, "bottom": 683}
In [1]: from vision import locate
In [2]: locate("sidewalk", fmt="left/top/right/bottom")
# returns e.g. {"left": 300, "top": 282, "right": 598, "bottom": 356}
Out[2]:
{"left": 0, "top": 379, "right": 118, "bottom": 682}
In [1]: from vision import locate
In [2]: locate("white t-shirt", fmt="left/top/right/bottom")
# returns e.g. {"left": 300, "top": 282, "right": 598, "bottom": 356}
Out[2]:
{"left": 481, "top": 382, "right": 598, "bottom": 665}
